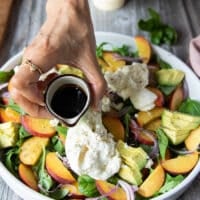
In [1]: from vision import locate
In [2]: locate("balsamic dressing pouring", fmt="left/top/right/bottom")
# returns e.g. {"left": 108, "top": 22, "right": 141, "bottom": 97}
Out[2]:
{"left": 45, "top": 75, "right": 91, "bottom": 126}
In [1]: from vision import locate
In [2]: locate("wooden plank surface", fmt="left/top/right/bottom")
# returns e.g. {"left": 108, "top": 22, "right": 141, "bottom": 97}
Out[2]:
{"left": 0, "top": 0, "right": 200, "bottom": 199}
{"left": 0, "top": 0, "right": 13, "bottom": 47}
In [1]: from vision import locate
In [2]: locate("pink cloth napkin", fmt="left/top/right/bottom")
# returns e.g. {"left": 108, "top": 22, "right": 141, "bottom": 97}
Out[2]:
{"left": 189, "top": 35, "right": 200, "bottom": 77}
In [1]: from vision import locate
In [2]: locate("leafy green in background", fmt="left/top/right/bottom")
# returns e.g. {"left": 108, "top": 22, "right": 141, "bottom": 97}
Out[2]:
{"left": 138, "top": 8, "right": 177, "bottom": 45}
{"left": 178, "top": 98, "right": 200, "bottom": 116}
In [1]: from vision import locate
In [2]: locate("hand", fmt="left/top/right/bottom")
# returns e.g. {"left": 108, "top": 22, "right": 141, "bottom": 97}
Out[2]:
{"left": 9, "top": 0, "right": 106, "bottom": 118}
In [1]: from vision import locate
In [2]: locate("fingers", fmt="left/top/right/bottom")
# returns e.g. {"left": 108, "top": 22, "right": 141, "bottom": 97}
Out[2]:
{"left": 10, "top": 87, "right": 52, "bottom": 119}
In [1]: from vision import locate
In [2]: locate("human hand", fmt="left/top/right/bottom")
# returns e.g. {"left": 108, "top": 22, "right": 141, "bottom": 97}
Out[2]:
{"left": 9, "top": 0, "right": 106, "bottom": 118}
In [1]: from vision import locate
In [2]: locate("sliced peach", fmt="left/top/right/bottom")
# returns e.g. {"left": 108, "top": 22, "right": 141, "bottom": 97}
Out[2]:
{"left": 169, "top": 85, "right": 184, "bottom": 111}
{"left": 162, "top": 152, "right": 199, "bottom": 174}
{"left": 97, "top": 57, "right": 109, "bottom": 70}
{"left": 134, "top": 36, "right": 152, "bottom": 64}
{"left": 144, "top": 119, "right": 161, "bottom": 132}
{"left": 18, "top": 163, "right": 38, "bottom": 191}
{"left": 136, "top": 107, "right": 164, "bottom": 127}
{"left": 102, "top": 115, "right": 125, "bottom": 141}
{"left": 137, "top": 165, "right": 165, "bottom": 198}
{"left": 102, "top": 51, "right": 126, "bottom": 72}
{"left": 21, "top": 115, "right": 56, "bottom": 137}
{"left": 96, "top": 180, "right": 126, "bottom": 200}
{"left": 148, "top": 87, "right": 164, "bottom": 107}
{"left": 185, "top": 126, "right": 200, "bottom": 151}
{"left": 46, "top": 152, "right": 76, "bottom": 184}
{"left": 19, "top": 137, "right": 49, "bottom": 165}
{"left": 63, "top": 182, "right": 84, "bottom": 199}
{"left": 0, "top": 107, "right": 20, "bottom": 123}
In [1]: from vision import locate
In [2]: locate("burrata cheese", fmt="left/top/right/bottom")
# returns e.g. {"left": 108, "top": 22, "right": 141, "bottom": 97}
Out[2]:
{"left": 65, "top": 110, "right": 121, "bottom": 180}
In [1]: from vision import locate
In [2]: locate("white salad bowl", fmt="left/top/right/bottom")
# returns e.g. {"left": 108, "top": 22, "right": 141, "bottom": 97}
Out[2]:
{"left": 0, "top": 32, "right": 200, "bottom": 200}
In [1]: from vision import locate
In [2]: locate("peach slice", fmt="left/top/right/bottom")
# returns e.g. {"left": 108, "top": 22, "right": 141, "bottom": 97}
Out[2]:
{"left": 144, "top": 118, "right": 161, "bottom": 132}
{"left": 102, "top": 115, "right": 125, "bottom": 141}
{"left": 162, "top": 152, "right": 199, "bottom": 174}
{"left": 136, "top": 107, "right": 164, "bottom": 127}
{"left": 96, "top": 180, "right": 126, "bottom": 200}
{"left": 19, "top": 137, "right": 49, "bottom": 165}
{"left": 102, "top": 51, "right": 126, "bottom": 72}
{"left": 134, "top": 36, "right": 152, "bottom": 64}
{"left": 169, "top": 85, "right": 184, "bottom": 111}
{"left": 21, "top": 115, "right": 56, "bottom": 137}
{"left": 137, "top": 165, "right": 165, "bottom": 198}
{"left": 18, "top": 163, "right": 38, "bottom": 191}
{"left": 185, "top": 126, "right": 200, "bottom": 151}
{"left": 46, "top": 152, "right": 76, "bottom": 184}
{"left": 0, "top": 107, "right": 20, "bottom": 123}
{"left": 63, "top": 182, "right": 84, "bottom": 199}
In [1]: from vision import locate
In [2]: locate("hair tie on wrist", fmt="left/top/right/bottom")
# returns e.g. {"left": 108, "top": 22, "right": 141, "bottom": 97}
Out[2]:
{"left": 24, "top": 59, "right": 44, "bottom": 75}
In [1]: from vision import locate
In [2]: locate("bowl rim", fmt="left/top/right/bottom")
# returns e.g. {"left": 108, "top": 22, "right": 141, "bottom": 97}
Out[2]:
{"left": 0, "top": 31, "right": 200, "bottom": 200}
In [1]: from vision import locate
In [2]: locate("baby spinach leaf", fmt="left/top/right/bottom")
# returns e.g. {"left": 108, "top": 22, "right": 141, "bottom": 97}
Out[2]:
{"left": 157, "top": 57, "right": 172, "bottom": 69}
{"left": 16, "top": 126, "right": 31, "bottom": 146}
{"left": 7, "top": 99, "right": 25, "bottom": 114}
{"left": 78, "top": 175, "right": 99, "bottom": 197}
{"left": 156, "top": 174, "right": 184, "bottom": 195}
{"left": 158, "top": 85, "right": 176, "bottom": 96}
{"left": 55, "top": 126, "right": 68, "bottom": 136}
{"left": 50, "top": 136, "right": 65, "bottom": 156}
{"left": 156, "top": 128, "right": 169, "bottom": 160}
{"left": 96, "top": 42, "right": 109, "bottom": 58}
{"left": 49, "top": 187, "right": 69, "bottom": 200}
{"left": 4, "top": 147, "right": 20, "bottom": 176}
{"left": 0, "top": 70, "right": 14, "bottom": 83}
{"left": 178, "top": 98, "right": 200, "bottom": 116}
{"left": 34, "top": 148, "right": 55, "bottom": 192}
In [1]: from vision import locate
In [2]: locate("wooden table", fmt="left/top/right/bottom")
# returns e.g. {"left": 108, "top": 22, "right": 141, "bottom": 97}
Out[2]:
{"left": 0, "top": 0, "right": 200, "bottom": 199}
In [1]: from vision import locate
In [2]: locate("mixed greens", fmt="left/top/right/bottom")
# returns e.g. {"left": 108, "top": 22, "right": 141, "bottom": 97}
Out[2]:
{"left": 0, "top": 37, "right": 200, "bottom": 200}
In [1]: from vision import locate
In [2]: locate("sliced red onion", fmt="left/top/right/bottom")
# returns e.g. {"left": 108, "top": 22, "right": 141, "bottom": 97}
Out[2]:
{"left": 118, "top": 180, "right": 138, "bottom": 200}
{"left": 0, "top": 83, "right": 8, "bottom": 91}
{"left": 113, "top": 53, "right": 143, "bottom": 63}
{"left": 38, "top": 183, "right": 63, "bottom": 194}
{"left": 56, "top": 152, "right": 71, "bottom": 169}
{"left": 183, "top": 80, "right": 189, "bottom": 99}
{"left": 85, "top": 184, "right": 119, "bottom": 200}
{"left": 130, "top": 120, "right": 159, "bottom": 159}
{"left": 169, "top": 146, "right": 200, "bottom": 155}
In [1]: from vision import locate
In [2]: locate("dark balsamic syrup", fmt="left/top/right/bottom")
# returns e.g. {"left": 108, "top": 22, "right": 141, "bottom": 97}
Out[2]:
{"left": 50, "top": 84, "right": 87, "bottom": 118}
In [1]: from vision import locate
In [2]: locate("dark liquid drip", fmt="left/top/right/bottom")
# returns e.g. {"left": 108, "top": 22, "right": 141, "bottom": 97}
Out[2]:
{"left": 50, "top": 84, "right": 87, "bottom": 118}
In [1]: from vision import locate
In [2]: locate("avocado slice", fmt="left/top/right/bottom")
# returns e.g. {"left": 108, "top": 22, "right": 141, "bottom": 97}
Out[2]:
{"left": 119, "top": 164, "right": 142, "bottom": 186}
{"left": 162, "top": 128, "right": 190, "bottom": 145}
{"left": 162, "top": 110, "right": 200, "bottom": 130}
{"left": 117, "top": 140, "right": 148, "bottom": 170}
{"left": 156, "top": 69, "right": 184, "bottom": 86}
{"left": 0, "top": 122, "right": 19, "bottom": 149}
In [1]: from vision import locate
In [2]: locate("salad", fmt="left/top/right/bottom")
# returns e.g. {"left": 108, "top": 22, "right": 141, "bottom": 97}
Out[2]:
{"left": 0, "top": 36, "right": 200, "bottom": 200}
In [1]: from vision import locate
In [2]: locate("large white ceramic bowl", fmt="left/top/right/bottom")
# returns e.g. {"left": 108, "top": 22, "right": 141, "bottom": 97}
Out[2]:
{"left": 0, "top": 32, "right": 200, "bottom": 200}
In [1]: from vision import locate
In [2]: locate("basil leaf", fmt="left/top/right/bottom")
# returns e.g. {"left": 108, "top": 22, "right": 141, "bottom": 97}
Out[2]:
{"left": 50, "top": 136, "right": 65, "bottom": 156}
{"left": 156, "top": 174, "right": 184, "bottom": 195}
{"left": 107, "top": 175, "right": 119, "bottom": 185}
{"left": 148, "top": 8, "right": 160, "bottom": 23}
{"left": 78, "top": 175, "right": 99, "bottom": 197}
{"left": 178, "top": 98, "right": 200, "bottom": 116}
{"left": 112, "top": 44, "right": 131, "bottom": 56}
{"left": 156, "top": 129, "right": 168, "bottom": 160}
{"left": 150, "top": 30, "right": 163, "bottom": 45}
{"left": 55, "top": 126, "right": 68, "bottom": 136}
{"left": 0, "top": 70, "right": 14, "bottom": 83}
